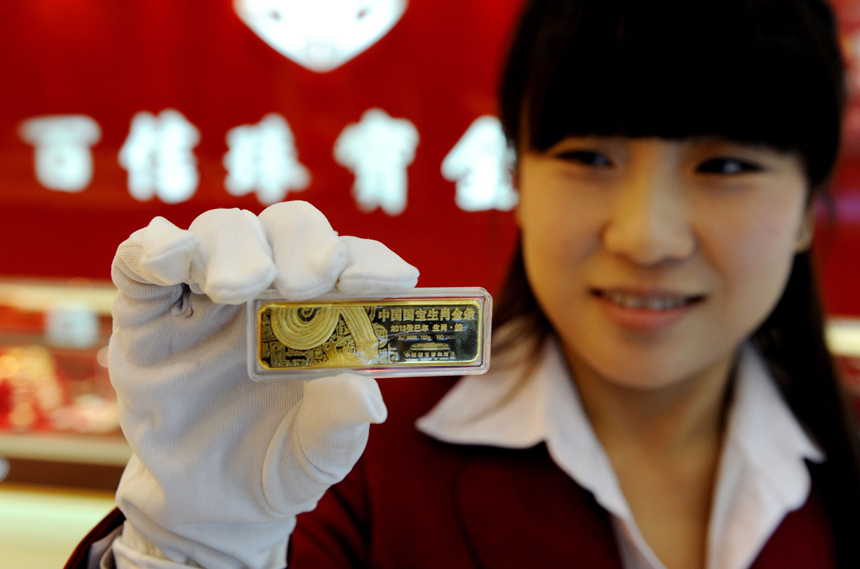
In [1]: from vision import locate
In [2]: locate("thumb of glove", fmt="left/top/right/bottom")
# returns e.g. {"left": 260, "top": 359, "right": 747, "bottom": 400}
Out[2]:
{"left": 262, "top": 374, "right": 386, "bottom": 515}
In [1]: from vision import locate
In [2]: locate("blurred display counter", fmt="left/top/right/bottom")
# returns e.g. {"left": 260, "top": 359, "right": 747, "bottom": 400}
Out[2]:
{"left": 0, "top": 278, "right": 126, "bottom": 490}
{"left": 828, "top": 319, "right": 860, "bottom": 399}
{"left": 0, "top": 483, "right": 116, "bottom": 569}
{"left": 1, "top": 278, "right": 860, "bottom": 491}
{"left": 0, "top": 432, "right": 130, "bottom": 465}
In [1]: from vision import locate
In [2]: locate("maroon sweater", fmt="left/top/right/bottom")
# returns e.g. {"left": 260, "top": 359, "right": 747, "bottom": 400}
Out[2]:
{"left": 66, "top": 376, "right": 835, "bottom": 568}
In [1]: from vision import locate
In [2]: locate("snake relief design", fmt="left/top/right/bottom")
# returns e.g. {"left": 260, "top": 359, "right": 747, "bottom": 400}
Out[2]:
{"left": 269, "top": 305, "right": 383, "bottom": 366}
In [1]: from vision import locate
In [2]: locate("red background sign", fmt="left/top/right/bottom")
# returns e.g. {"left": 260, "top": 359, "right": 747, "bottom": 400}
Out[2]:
{"left": 0, "top": 0, "right": 858, "bottom": 315}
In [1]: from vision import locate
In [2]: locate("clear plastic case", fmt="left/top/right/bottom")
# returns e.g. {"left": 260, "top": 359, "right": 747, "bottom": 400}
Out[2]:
{"left": 247, "top": 287, "right": 492, "bottom": 381}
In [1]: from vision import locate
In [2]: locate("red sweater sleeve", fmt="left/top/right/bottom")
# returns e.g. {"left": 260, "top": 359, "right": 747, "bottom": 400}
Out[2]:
{"left": 288, "top": 452, "right": 372, "bottom": 567}
{"left": 64, "top": 508, "right": 126, "bottom": 569}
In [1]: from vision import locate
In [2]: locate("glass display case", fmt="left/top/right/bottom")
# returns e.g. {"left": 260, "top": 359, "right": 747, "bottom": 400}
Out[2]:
{"left": 828, "top": 319, "right": 860, "bottom": 402}
{"left": 0, "top": 279, "right": 129, "bottom": 490}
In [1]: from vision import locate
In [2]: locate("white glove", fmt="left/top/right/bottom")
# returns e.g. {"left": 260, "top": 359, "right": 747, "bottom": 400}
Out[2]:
{"left": 107, "top": 201, "right": 418, "bottom": 569}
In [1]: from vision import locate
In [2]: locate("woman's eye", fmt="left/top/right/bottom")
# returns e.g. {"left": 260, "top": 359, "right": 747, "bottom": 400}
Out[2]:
{"left": 696, "top": 157, "right": 762, "bottom": 175}
{"left": 554, "top": 150, "right": 613, "bottom": 167}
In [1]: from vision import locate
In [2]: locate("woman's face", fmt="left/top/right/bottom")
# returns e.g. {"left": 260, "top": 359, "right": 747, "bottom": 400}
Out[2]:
{"left": 518, "top": 136, "right": 811, "bottom": 390}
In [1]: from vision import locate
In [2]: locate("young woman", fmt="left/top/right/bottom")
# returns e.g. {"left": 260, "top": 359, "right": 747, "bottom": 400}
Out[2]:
{"left": 68, "top": 0, "right": 860, "bottom": 568}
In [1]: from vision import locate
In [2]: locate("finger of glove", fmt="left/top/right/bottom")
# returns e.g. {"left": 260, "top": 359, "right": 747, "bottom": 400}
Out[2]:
{"left": 301, "top": 373, "right": 387, "bottom": 427}
{"left": 258, "top": 201, "right": 349, "bottom": 301}
{"left": 187, "top": 208, "right": 277, "bottom": 305}
{"left": 115, "top": 217, "right": 200, "bottom": 288}
{"left": 262, "top": 373, "right": 386, "bottom": 515}
{"left": 336, "top": 236, "right": 419, "bottom": 296}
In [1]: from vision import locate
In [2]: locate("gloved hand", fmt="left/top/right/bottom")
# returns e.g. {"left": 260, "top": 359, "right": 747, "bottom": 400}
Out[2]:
{"left": 107, "top": 201, "right": 419, "bottom": 569}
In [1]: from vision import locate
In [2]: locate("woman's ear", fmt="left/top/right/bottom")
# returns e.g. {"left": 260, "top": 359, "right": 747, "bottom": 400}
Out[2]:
{"left": 795, "top": 207, "right": 816, "bottom": 252}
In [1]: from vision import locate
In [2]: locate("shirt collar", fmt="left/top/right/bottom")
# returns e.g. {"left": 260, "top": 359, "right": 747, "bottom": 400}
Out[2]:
{"left": 725, "top": 343, "right": 824, "bottom": 500}
{"left": 416, "top": 336, "right": 824, "bottom": 534}
{"left": 416, "top": 335, "right": 630, "bottom": 516}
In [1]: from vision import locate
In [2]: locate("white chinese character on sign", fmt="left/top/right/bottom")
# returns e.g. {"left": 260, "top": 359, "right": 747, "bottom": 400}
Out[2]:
{"left": 442, "top": 116, "right": 518, "bottom": 212}
{"left": 334, "top": 108, "right": 419, "bottom": 216}
{"left": 118, "top": 109, "right": 200, "bottom": 204}
{"left": 233, "top": 0, "right": 407, "bottom": 73}
{"left": 224, "top": 113, "right": 310, "bottom": 205}
{"left": 19, "top": 115, "right": 101, "bottom": 192}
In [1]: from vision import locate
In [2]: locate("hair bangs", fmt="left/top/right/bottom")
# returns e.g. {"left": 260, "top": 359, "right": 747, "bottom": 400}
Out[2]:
{"left": 501, "top": 0, "right": 844, "bottom": 185}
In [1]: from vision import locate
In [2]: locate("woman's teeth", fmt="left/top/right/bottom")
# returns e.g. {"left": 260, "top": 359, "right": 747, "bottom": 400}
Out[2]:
{"left": 604, "top": 292, "right": 690, "bottom": 311}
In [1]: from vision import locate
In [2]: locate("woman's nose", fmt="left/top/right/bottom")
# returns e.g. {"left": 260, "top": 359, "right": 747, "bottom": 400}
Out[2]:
{"left": 602, "top": 169, "right": 697, "bottom": 266}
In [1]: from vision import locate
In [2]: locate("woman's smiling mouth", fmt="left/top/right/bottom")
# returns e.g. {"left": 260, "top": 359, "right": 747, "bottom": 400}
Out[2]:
{"left": 591, "top": 288, "right": 706, "bottom": 331}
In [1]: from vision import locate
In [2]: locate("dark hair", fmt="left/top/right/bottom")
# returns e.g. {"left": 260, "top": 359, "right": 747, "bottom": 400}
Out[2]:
{"left": 499, "top": 0, "right": 844, "bottom": 186}
{"left": 494, "top": 0, "right": 860, "bottom": 564}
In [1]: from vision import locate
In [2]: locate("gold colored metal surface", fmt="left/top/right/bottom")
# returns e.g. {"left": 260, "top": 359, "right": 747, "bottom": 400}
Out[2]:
{"left": 257, "top": 299, "right": 483, "bottom": 370}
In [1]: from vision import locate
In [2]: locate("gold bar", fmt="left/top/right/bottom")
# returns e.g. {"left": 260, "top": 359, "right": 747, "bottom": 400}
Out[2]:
{"left": 256, "top": 298, "right": 484, "bottom": 372}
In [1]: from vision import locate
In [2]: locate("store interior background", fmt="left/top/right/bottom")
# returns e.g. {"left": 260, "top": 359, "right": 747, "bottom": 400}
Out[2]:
{"left": 2, "top": 0, "right": 860, "bottom": 566}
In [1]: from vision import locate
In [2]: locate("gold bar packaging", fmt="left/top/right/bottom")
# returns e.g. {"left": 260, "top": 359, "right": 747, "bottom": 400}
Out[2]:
{"left": 246, "top": 288, "right": 492, "bottom": 380}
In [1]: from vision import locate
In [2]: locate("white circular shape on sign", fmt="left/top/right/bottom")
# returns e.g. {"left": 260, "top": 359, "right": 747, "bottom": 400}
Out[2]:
{"left": 234, "top": 0, "right": 407, "bottom": 73}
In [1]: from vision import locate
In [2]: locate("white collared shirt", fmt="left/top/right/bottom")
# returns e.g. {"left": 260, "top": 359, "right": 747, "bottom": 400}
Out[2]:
{"left": 417, "top": 337, "right": 824, "bottom": 569}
